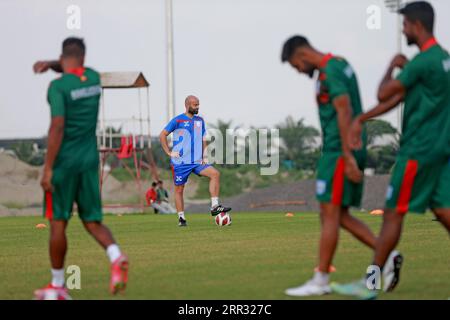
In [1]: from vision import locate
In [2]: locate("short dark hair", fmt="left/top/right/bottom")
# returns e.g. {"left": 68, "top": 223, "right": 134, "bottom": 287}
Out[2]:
{"left": 151, "top": 182, "right": 157, "bottom": 187}
{"left": 157, "top": 180, "right": 163, "bottom": 184}
{"left": 62, "top": 37, "right": 86, "bottom": 57}
{"left": 399, "top": 1, "right": 434, "bottom": 33}
{"left": 281, "top": 35, "right": 310, "bottom": 63}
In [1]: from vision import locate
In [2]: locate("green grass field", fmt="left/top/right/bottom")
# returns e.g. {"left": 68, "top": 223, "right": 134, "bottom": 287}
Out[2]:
{"left": 0, "top": 212, "right": 449, "bottom": 300}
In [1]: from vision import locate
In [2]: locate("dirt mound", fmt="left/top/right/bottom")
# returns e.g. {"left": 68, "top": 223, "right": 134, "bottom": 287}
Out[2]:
{"left": 186, "top": 175, "right": 390, "bottom": 213}
{"left": 0, "top": 153, "right": 149, "bottom": 215}
{"left": 0, "top": 154, "right": 42, "bottom": 207}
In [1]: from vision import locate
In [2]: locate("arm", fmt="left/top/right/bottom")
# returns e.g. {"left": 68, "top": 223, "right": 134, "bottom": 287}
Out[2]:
{"left": 41, "top": 117, "right": 65, "bottom": 192}
{"left": 33, "top": 60, "right": 63, "bottom": 74}
{"left": 333, "top": 95, "right": 363, "bottom": 183}
{"left": 348, "top": 93, "right": 404, "bottom": 150}
{"left": 377, "top": 54, "right": 408, "bottom": 102}
{"left": 159, "top": 130, "right": 179, "bottom": 158}
{"left": 334, "top": 95, "right": 353, "bottom": 158}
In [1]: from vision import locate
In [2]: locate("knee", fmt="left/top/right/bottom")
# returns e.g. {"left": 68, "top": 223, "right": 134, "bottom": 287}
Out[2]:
{"left": 433, "top": 208, "right": 449, "bottom": 219}
{"left": 174, "top": 187, "right": 184, "bottom": 195}
{"left": 212, "top": 169, "right": 220, "bottom": 179}
{"left": 339, "top": 211, "right": 350, "bottom": 226}
{"left": 83, "top": 221, "right": 100, "bottom": 233}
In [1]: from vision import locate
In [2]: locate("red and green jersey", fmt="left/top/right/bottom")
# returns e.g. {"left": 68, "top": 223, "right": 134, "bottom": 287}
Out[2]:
{"left": 47, "top": 67, "right": 101, "bottom": 171}
{"left": 396, "top": 38, "right": 450, "bottom": 163}
{"left": 316, "top": 54, "right": 366, "bottom": 153}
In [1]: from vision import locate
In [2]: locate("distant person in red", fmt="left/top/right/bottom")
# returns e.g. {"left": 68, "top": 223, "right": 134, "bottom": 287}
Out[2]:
{"left": 146, "top": 182, "right": 158, "bottom": 212}
{"left": 146, "top": 181, "right": 176, "bottom": 214}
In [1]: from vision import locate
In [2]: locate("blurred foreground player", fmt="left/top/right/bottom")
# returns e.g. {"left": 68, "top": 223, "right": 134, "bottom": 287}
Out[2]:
{"left": 33, "top": 37, "right": 128, "bottom": 300}
{"left": 281, "top": 35, "right": 401, "bottom": 297}
{"left": 332, "top": 1, "right": 450, "bottom": 299}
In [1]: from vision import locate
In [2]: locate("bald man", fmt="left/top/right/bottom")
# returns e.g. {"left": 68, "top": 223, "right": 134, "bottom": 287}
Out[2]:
{"left": 160, "top": 95, "right": 232, "bottom": 226}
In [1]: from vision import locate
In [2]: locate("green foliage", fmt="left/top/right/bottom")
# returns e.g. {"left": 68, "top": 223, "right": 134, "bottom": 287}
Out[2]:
{"left": 10, "top": 141, "right": 44, "bottom": 166}
{"left": 365, "top": 119, "right": 399, "bottom": 174}
{"left": 365, "top": 119, "right": 398, "bottom": 146}
{"left": 276, "top": 116, "right": 320, "bottom": 171}
{"left": 367, "top": 145, "right": 398, "bottom": 174}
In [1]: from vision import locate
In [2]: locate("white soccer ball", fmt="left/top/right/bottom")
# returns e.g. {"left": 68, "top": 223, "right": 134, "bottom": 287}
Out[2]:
{"left": 215, "top": 212, "right": 232, "bottom": 226}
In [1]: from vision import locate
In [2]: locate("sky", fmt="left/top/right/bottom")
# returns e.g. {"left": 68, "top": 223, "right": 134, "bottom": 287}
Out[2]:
{"left": 1, "top": 0, "right": 450, "bottom": 138}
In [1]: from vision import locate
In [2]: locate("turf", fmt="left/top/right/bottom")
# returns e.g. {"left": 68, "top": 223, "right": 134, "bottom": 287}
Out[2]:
{"left": 0, "top": 212, "right": 448, "bottom": 300}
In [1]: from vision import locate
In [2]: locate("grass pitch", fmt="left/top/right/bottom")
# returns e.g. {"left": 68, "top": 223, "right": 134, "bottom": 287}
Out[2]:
{"left": 0, "top": 212, "right": 449, "bottom": 300}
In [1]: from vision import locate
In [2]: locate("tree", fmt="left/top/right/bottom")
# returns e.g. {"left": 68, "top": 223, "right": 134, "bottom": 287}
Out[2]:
{"left": 365, "top": 119, "right": 398, "bottom": 147}
{"left": 276, "top": 116, "right": 320, "bottom": 170}
{"left": 10, "top": 141, "right": 44, "bottom": 166}
{"left": 365, "top": 119, "right": 399, "bottom": 173}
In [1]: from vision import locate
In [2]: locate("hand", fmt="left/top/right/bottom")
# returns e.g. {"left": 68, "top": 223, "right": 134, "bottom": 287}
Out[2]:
{"left": 169, "top": 151, "right": 180, "bottom": 158}
{"left": 389, "top": 54, "right": 408, "bottom": 70}
{"left": 40, "top": 167, "right": 53, "bottom": 193}
{"left": 33, "top": 61, "right": 51, "bottom": 73}
{"left": 343, "top": 153, "right": 363, "bottom": 183}
{"left": 202, "top": 156, "right": 209, "bottom": 165}
{"left": 348, "top": 116, "right": 363, "bottom": 150}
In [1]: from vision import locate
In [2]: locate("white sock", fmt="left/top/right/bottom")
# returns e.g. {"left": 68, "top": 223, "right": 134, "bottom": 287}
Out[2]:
{"left": 211, "top": 197, "right": 219, "bottom": 208}
{"left": 51, "top": 268, "right": 65, "bottom": 288}
{"left": 178, "top": 212, "right": 185, "bottom": 220}
{"left": 106, "top": 244, "right": 122, "bottom": 263}
{"left": 313, "top": 271, "right": 330, "bottom": 286}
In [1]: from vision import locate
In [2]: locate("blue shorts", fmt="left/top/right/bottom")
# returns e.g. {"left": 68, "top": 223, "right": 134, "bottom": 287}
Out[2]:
{"left": 171, "top": 163, "right": 211, "bottom": 186}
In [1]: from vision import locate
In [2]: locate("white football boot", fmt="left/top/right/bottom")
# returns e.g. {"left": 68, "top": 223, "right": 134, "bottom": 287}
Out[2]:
{"left": 285, "top": 279, "right": 331, "bottom": 297}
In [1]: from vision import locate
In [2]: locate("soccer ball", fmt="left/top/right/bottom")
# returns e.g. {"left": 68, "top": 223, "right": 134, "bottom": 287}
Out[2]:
{"left": 215, "top": 212, "right": 232, "bottom": 226}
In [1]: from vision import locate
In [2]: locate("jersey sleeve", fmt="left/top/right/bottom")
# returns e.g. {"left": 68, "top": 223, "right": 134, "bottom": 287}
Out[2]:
{"left": 324, "top": 65, "right": 349, "bottom": 100}
{"left": 47, "top": 82, "right": 65, "bottom": 117}
{"left": 396, "top": 56, "right": 426, "bottom": 89}
{"left": 164, "top": 118, "right": 177, "bottom": 133}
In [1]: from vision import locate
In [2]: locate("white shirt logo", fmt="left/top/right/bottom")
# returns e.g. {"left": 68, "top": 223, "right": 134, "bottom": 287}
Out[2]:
{"left": 442, "top": 57, "right": 450, "bottom": 72}
{"left": 316, "top": 180, "right": 326, "bottom": 195}
{"left": 344, "top": 65, "right": 354, "bottom": 78}
{"left": 386, "top": 185, "right": 393, "bottom": 200}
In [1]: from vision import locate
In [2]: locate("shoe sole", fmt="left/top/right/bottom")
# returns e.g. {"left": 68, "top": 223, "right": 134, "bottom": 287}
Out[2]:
{"left": 385, "top": 254, "right": 403, "bottom": 292}
{"left": 211, "top": 208, "right": 232, "bottom": 216}
{"left": 285, "top": 289, "right": 331, "bottom": 297}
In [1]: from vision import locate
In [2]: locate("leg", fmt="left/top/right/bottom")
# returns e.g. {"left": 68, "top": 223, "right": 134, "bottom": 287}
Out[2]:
{"left": 317, "top": 203, "right": 341, "bottom": 273}
{"left": 432, "top": 208, "right": 450, "bottom": 234}
{"left": 373, "top": 209, "right": 405, "bottom": 267}
{"left": 76, "top": 168, "right": 128, "bottom": 294}
{"left": 82, "top": 221, "right": 128, "bottom": 294}
{"left": 174, "top": 185, "right": 185, "bottom": 212}
{"left": 49, "top": 220, "right": 68, "bottom": 269}
{"left": 152, "top": 202, "right": 165, "bottom": 214}
{"left": 159, "top": 202, "right": 176, "bottom": 214}
{"left": 198, "top": 166, "right": 220, "bottom": 198}
{"left": 82, "top": 221, "right": 116, "bottom": 249}
{"left": 340, "top": 207, "right": 377, "bottom": 249}
{"left": 35, "top": 219, "right": 71, "bottom": 299}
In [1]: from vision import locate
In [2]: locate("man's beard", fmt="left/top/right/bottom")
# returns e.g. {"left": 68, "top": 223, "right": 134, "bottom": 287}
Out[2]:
{"left": 189, "top": 107, "right": 199, "bottom": 114}
{"left": 406, "top": 35, "right": 417, "bottom": 46}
